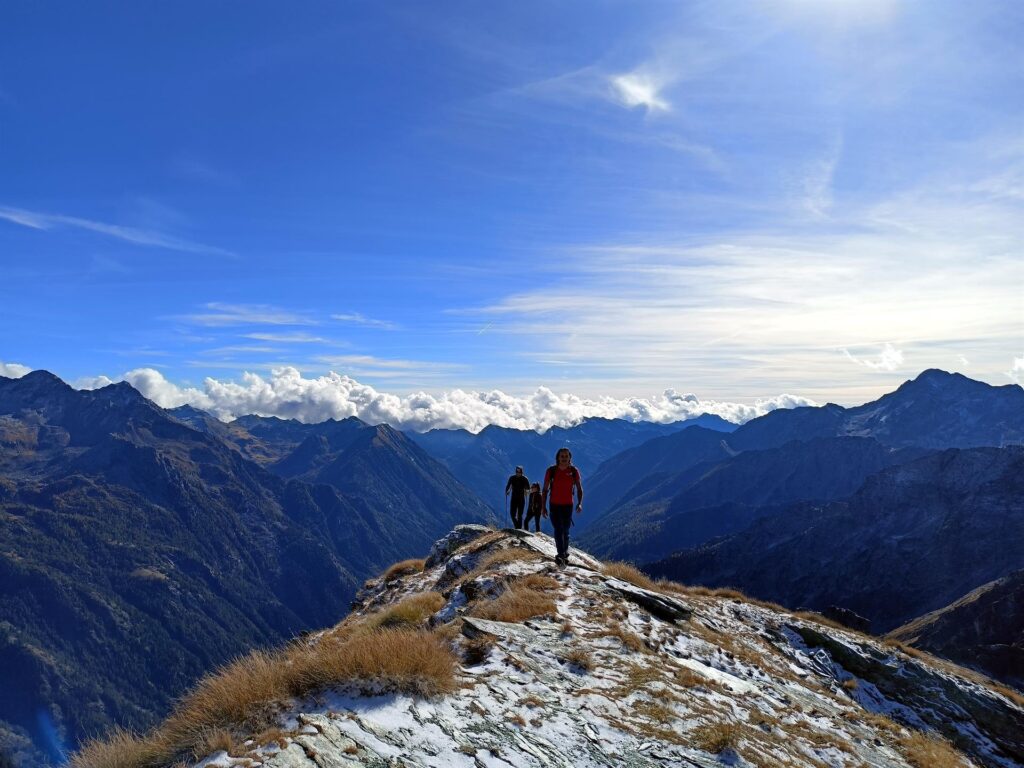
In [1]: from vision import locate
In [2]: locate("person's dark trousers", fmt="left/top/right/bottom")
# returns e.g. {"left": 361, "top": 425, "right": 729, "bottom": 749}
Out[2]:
{"left": 524, "top": 511, "right": 542, "bottom": 532}
{"left": 510, "top": 496, "right": 526, "bottom": 529}
{"left": 549, "top": 504, "right": 573, "bottom": 559}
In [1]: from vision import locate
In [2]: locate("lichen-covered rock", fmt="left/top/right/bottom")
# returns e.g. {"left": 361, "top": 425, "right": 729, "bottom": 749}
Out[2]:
{"left": 424, "top": 524, "right": 492, "bottom": 568}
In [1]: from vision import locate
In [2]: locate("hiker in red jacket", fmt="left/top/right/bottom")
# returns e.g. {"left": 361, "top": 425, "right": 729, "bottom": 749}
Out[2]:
{"left": 542, "top": 447, "right": 583, "bottom": 566}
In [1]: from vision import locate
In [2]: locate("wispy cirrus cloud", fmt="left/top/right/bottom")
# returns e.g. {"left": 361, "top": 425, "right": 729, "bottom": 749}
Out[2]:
{"left": 179, "top": 303, "right": 317, "bottom": 327}
{"left": 199, "top": 345, "right": 283, "bottom": 357}
{"left": 243, "top": 332, "right": 331, "bottom": 343}
{"left": 0, "top": 205, "right": 233, "bottom": 257}
{"left": 331, "top": 312, "right": 400, "bottom": 330}
{"left": 314, "top": 354, "right": 462, "bottom": 379}
{"left": 843, "top": 343, "right": 904, "bottom": 372}
{"left": 466, "top": 147, "right": 1023, "bottom": 402}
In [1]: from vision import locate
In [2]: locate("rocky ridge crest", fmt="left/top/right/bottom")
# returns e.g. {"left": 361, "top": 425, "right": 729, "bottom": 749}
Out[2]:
{"left": 133, "top": 527, "right": 1024, "bottom": 768}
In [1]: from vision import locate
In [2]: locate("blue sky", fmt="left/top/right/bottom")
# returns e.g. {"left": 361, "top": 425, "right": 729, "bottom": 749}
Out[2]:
{"left": 1, "top": 1, "right": 1022, "bottom": 427}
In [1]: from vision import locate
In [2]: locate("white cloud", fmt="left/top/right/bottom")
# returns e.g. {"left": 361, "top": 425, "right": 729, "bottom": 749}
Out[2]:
{"left": 0, "top": 205, "right": 233, "bottom": 257}
{"left": 331, "top": 312, "right": 400, "bottom": 330}
{"left": 74, "top": 375, "right": 116, "bottom": 390}
{"left": 112, "top": 366, "right": 813, "bottom": 431}
{"left": 124, "top": 368, "right": 213, "bottom": 410}
{"left": 0, "top": 361, "right": 31, "bottom": 378}
{"left": 842, "top": 343, "right": 904, "bottom": 372}
{"left": 609, "top": 72, "right": 670, "bottom": 113}
{"left": 179, "top": 303, "right": 316, "bottom": 327}
{"left": 1007, "top": 355, "right": 1024, "bottom": 384}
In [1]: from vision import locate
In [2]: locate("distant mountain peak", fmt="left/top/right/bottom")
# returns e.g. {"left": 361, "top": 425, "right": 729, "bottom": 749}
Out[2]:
{"left": 1, "top": 368, "right": 70, "bottom": 391}
{"left": 94, "top": 380, "right": 146, "bottom": 402}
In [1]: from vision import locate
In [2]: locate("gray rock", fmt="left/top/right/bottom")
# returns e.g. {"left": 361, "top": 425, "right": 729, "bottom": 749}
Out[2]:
{"left": 424, "top": 524, "right": 492, "bottom": 568}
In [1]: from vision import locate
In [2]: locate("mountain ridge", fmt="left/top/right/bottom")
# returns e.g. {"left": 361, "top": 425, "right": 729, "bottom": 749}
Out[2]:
{"left": 70, "top": 526, "right": 1024, "bottom": 768}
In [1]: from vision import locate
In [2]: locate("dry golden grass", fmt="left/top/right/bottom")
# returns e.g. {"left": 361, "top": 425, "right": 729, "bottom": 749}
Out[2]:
{"left": 291, "top": 628, "right": 457, "bottom": 697}
{"left": 899, "top": 732, "right": 969, "bottom": 768}
{"left": 515, "top": 574, "right": 560, "bottom": 592}
{"left": 199, "top": 729, "right": 240, "bottom": 757}
{"left": 382, "top": 558, "right": 426, "bottom": 581}
{"left": 671, "top": 665, "right": 703, "bottom": 688}
{"left": 597, "top": 625, "right": 647, "bottom": 653}
{"left": 681, "top": 585, "right": 749, "bottom": 600}
{"left": 602, "top": 561, "right": 657, "bottom": 591}
{"left": 653, "top": 578, "right": 690, "bottom": 596}
{"left": 468, "top": 587, "right": 556, "bottom": 623}
{"left": 254, "top": 727, "right": 289, "bottom": 749}
{"left": 634, "top": 700, "right": 677, "bottom": 725}
{"left": 563, "top": 648, "right": 593, "bottom": 671}
{"left": 72, "top": 728, "right": 171, "bottom": 768}
{"left": 859, "top": 712, "right": 902, "bottom": 736}
{"left": 842, "top": 678, "right": 859, "bottom": 691}
{"left": 71, "top": 629, "right": 457, "bottom": 768}
{"left": 610, "top": 714, "right": 686, "bottom": 745}
{"left": 521, "top": 694, "right": 545, "bottom": 708}
{"left": 363, "top": 592, "right": 445, "bottom": 631}
{"left": 791, "top": 610, "right": 856, "bottom": 633}
{"left": 624, "top": 663, "right": 662, "bottom": 689}
{"left": 691, "top": 720, "right": 741, "bottom": 754}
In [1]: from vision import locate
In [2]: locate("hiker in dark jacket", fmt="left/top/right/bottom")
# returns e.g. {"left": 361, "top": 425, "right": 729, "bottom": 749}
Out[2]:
{"left": 542, "top": 448, "right": 583, "bottom": 566}
{"left": 505, "top": 465, "right": 530, "bottom": 529}
{"left": 524, "top": 482, "right": 544, "bottom": 533}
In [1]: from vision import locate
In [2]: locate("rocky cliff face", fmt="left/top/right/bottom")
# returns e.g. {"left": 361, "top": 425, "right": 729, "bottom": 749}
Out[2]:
{"left": 84, "top": 527, "right": 1024, "bottom": 768}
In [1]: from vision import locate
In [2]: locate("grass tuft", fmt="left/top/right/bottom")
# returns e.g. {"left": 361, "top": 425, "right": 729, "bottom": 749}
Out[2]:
{"left": 597, "top": 624, "right": 647, "bottom": 653}
{"left": 468, "top": 587, "right": 556, "bottom": 623}
{"left": 515, "top": 574, "right": 560, "bottom": 592}
{"left": 899, "top": 732, "right": 970, "bottom": 768}
{"left": 691, "top": 720, "right": 741, "bottom": 754}
{"left": 382, "top": 558, "right": 426, "bottom": 581}
{"left": 363, "top": 592, "right": 445, "bottom": 631}
{"left": 602, "top": 561, "right": 657, "bottom": 591}
{"left": 71, "top": 629, "right": 456, "bottom": 768}
{"left": 562, "top": 648, "right": 592, "bottom": 672}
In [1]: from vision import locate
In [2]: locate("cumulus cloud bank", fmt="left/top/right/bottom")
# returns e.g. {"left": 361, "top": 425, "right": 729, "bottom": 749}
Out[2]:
{"left": 113, "top": 366, "right": 814, "bottom": 432}
{"left": 0, "top": 361, "right": 31, "bottom": 378}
